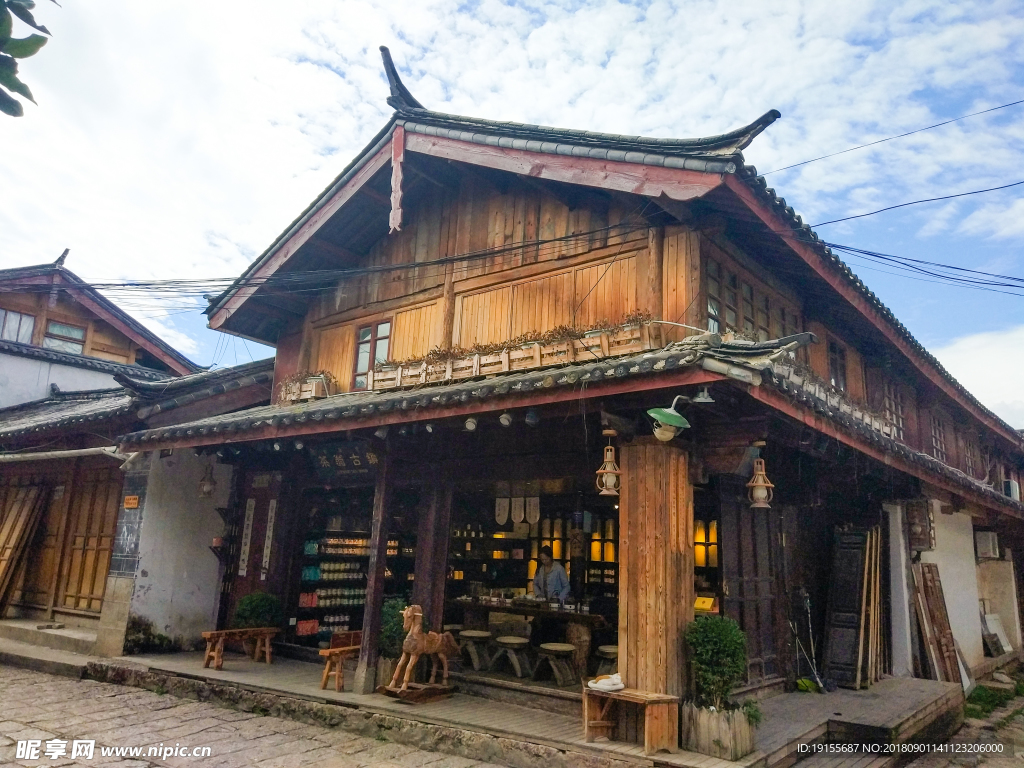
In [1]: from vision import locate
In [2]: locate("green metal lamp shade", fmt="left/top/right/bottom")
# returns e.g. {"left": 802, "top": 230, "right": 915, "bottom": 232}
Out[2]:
{"left": 646, "top": 407, "right": 690, "bottom": 429}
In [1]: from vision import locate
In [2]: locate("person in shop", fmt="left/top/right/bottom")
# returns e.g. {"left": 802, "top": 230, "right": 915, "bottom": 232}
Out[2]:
{"left": 530, "top": 546, "right": 571, "bottom": 647}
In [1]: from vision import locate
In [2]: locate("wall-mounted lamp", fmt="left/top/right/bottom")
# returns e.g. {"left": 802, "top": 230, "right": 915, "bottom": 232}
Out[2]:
{"left": 647, "top": 396, "right": 691, "bottom": 442}
{"left": 294, "top": 440, "right": 304, "bottom": 451}
{"left": 595, "top": 429, "right": 622, "bottom": 496}
{"left": 465, "top": 417, "right": 478, "bottom": 431}
{"left": 746, "top": 457, "right": 774, "bottom": 509}
{"left": 499, "top": 412, "right": 513, "bottom": 427}
{"left": 198, "top": 464, "right": 217, "bottom": 499}
{"left": 524, "top": 409, "right": 540, "bottom": 427}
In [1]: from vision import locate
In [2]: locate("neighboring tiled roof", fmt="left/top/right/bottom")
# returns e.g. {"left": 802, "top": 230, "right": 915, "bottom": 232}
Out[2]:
{"left": 117, "top": 358, "right": 275, "bottom": 419}
{"left": 0, "top": 388, "right": 136, "bottom": 440}
{"left": 0, "top": 359, "right": 275, "bottom": 441}
{"left": 737, "top": 166, "right": 1024, "bottom": 447}
{"left": 0, "top": 260, "right": 201, "bottom": 374}
{"left": 0, "top": 339, "right": 172, "bottom": 381}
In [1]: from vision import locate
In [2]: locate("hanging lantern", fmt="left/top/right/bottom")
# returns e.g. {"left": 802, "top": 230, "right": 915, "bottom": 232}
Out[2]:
{"left": 647, "top": 396, "right": 691, "bottom": 442}
{"left": 198, "top": 464, "right": 217, "bottom": 499}
{"left": 746, "top": 458, "right": 774, "bottom": 509}
{"left": 595, "top": 429, "right": 621, "bottom": 496}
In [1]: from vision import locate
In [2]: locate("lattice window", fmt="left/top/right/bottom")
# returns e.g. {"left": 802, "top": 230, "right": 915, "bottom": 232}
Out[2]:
{"left": 965, "top": 440, "right": 977, "bottom": 477}
{"left": 828, "top": 341, "right": 847, "bottom": 392}
{"left": 883, "top": 380, "right": 905, "bottom": 442}
{"left": 756, "top": 295, "right": 771, "bottom": 342}
{"left": 706, "top": 258, "right": 722, "bottom": 333}
{"left": 930, "top": 415, "right": 947, "bottom": 464}
{"left": 741, "top": 282, "right": 755, "bottom": 335}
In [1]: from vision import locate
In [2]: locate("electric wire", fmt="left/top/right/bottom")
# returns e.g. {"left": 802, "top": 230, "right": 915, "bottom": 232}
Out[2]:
{"left": 811, "top": 179, "right": 1024, "bottom": 227}
{"left": 760, "top": 98, "right": 1024, "bottom": 176}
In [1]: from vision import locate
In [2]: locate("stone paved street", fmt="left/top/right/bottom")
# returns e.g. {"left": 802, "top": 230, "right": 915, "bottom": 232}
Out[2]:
{"left": 0, "top": 666, "right": 509, "bottom": 768}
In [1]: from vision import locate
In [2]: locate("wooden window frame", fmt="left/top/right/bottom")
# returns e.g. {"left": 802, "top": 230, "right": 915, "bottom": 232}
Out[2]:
{"left": 930, "top": 413, "right": 948, "bottom": 464}
{"left": 0, "top": 308, "right": 36, "bottom": 345}
{"left": 351, "top": 319, "right": 391, "bottom": 391}
{"left": 964, "top": 439, "right": 977, "bottom": 478}
{"left": 706, "top": 257, "right": 723, "bottom": 333}
{"left": 828, "top": 340, "right": 848, "bottom": 392}
{"left": 43, "top": 319, "right": 87, "bottom": 355}
{"left": 740, "top": 281, "right": 755, "bottom": 336}
{"left": 883, "top": 380, "right": 905, "bottom": 442}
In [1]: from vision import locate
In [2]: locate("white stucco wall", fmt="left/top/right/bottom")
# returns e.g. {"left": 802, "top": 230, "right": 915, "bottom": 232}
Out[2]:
{"left": 129, "top": 451, "right": 234, "bottom": 645}
{"left": 0, "top": 352, "right": 120, "bottom": 407}
{"left": 919, "top": 505, "right": 985, "bottom": 673}
{"left": 977, "top": 555, "right": 1022, "bottom": 651}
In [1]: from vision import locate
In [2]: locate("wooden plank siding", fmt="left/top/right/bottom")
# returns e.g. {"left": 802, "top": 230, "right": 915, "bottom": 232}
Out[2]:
{"left": 618, "top": 440, "right": 694, "bottom": 698}
{"left": 391, "top": 302, "right": 444, "bottom": 362}
{"left": 455, "top": 286, "right": 512, "bottom": 348}
{"left": 662, "top": 228, "right": 701, "bottom": 342}
{"left": 574, "top": 257, "right": 638, "bottom": 329}
{"left": 316, "top": 324, "right": 356, "bottom": 393}
{"left": 510, "top": 271, "right": 575, "bottom": 337}
{"left": 59, "top": 467, "right": 121, "bottom": 613}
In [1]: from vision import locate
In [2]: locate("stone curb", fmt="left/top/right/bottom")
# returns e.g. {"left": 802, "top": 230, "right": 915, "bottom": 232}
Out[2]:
{"left": 84, "top": 660, "right": 640, "bottom": 768}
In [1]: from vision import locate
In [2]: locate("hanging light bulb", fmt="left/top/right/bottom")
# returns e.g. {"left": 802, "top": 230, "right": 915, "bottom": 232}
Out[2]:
{"left": 524, "top": 409, "right": 540, "bottom": 427}
{"left": 595, "top": 429, "right": 621, "bottom": 496}
{"left": 499, "top": 412, "right": 513, "bottom": 427}
{"left": 198, "top": 464, "right": 217, "bottom": 499}
{"left": 464, "top": 417, "right": 478, "bottom": 431}
{"left": 746, "top": 457, "right": 775, "bottom": 509}
{"left": 692, "top": 387, "right": 715, "bottom": 404}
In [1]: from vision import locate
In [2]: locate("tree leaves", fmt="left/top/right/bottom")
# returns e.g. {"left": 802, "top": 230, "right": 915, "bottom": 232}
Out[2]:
{"left": 0, "top": 0, "right": 53, "bottom": 117}
{"left": 0, "top": 82, "right": 22, "bottom": 115}
{"left": 1, "top": 32, "right": 45, "bottom": 57}
{"left": 7, "top": 1, "right": 50, "bottom": 36}
{"left": 0, "top": 53, "right": 32, "bottom": 102}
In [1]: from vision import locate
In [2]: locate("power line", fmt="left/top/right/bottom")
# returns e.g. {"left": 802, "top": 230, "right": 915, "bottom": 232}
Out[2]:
{"left": 760, "top": 98, "right": 1024, "bottom": 176}
{"left": 811, "top": 179, "right": 1024, "bottom": 227}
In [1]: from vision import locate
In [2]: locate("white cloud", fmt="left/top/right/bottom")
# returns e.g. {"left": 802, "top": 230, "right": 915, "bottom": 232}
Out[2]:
{"left": 959, "top": 199, "right": 1024, "bottom": 240}
{"left": 0, "top": 0, "right": 1022, "bottom": 366}
{"left": 931, "top": 325, "right": 1024, "bottom": 428}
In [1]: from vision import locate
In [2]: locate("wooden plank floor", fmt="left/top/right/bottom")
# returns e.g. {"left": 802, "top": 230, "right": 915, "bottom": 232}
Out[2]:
{"left": 124, "top": 653, "right": 959, "bottom": 768}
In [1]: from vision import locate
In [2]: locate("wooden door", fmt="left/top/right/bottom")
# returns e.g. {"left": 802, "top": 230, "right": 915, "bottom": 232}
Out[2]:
{"left": 58, "top": 467, "right": 121, "bottom": 612}
{"left": 822, "top": 530, "right": 869, "bottom": 688}
{"left": 18, "top": 482, "right": 71, "bottom": 608}
{"left": 719, "top": 477, "right": 780, "bottom": 685}
{"left": 224, "top": 471, "right": 285, "bottom": 626}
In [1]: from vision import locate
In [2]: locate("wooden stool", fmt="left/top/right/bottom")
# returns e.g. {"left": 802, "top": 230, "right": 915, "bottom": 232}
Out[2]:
{"left": 596, "top": 645, "right": 618, "bottom": 676}
{"left": 319, "top": 631, "right": 362, "bottom": 692}
{"left": 202, "top": 628, "right": 278, "bottom": 671}
{"left": 459, "top": 630, "right": 492, "bottom": 671}
{"left": 488, "top": 636, "right": 532, "bottom": 678}
{"left": 533, "top": 642, "right": 578, "bottom": 687}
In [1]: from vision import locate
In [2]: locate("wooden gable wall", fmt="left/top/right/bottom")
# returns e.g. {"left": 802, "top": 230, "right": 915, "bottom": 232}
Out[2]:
{"left": 0, "top": 291, "right": 138, "bottom": 365}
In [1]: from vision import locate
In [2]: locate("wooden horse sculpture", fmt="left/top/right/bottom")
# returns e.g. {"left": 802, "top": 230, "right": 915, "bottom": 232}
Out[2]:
{"left": 387, "top": 604, "right": 459, "bottom": 692}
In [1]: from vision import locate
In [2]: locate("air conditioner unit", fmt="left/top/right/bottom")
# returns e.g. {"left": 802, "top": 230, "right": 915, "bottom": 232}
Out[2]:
{"left": 976, "top": 530, "right": 1000, "bottom": 560}
{"left": 1004, "top": 479, "right": 1021, "bottom": 502}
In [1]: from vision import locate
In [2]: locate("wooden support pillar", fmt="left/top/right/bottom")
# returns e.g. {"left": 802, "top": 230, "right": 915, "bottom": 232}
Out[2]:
{"left": 618, "top": 438, "right": 694, "bottom": 697}
{"left": 644, "top": 226, "right": 664, "bottom": 320}
{"left": 353, "top": 448, "right": 394, "bottom": 694}
{"left": 412, "top": 477, "right": 453, "bottom": 632}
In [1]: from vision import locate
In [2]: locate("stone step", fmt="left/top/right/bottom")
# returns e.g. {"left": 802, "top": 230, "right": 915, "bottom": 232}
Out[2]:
{"left": 0, "top": 619, "right": 96, "bottom": 655}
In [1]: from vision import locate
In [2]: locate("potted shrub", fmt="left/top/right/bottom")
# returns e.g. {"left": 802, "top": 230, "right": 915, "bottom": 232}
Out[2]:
{"left": 681, "top": 615, "right": 760, "bottom": 760}
{"left": 376, "top": 596, "right": 407, "bottom": 687}
{"left": 232, "top": 592, "right": 284, "bottom": 657}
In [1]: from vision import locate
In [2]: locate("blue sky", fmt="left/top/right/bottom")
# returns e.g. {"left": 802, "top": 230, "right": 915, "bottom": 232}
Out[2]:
{"left": 1, "top": 1, "right": 1023, "bottom": 423}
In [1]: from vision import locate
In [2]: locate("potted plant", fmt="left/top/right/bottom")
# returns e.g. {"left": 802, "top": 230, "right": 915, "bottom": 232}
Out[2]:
{"left": 232, "top": 592, "right": 284, "bottom": 657}
{"left": 376, "top": 596, "right": 407, "bottom": 687}
{"left": 681, "top": 615, "right": 760, "bottom": 760}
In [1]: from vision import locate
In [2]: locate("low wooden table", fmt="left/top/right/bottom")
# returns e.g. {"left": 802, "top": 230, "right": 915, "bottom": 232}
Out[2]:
{"left": 582, "top": 685, "right": 679, "bottom": 756}
{"left": 202, "top": 628, "right": 278, "bottom": 671}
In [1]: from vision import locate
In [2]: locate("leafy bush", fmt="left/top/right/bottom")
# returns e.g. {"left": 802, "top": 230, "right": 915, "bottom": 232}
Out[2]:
{"left": 123, "top": 615, "right": 178, "bottom": 655}
{"left": 232, "top": 592, "right": 284, "bottom": 629}
{"left": 379, "top": 597, "right": 407, "bottom": 659}
{"left": 684, "top": 615, "right": 747, "bottom": 710}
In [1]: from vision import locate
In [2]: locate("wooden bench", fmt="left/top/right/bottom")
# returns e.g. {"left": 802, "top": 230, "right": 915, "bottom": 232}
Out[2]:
{"left": 582, "top": 685, "right": 679, "bottom": 756}
{"left": 319, "top": 630, "right": 362, "bottom": 692}
{"left": 202, "top": 628, "right": 278, "bottom": 671}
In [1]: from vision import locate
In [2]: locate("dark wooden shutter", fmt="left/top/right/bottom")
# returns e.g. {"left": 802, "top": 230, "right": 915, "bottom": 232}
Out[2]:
{"left": 0, "top": 484, "right": 48, "bottom": 611}
{"left": 822, "top": 530, "right": 869, "bottom": 688}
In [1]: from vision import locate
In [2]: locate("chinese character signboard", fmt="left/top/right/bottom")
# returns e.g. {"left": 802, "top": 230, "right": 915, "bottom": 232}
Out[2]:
{"left": 310, "top": 441, "right": 379, "bottom": 485}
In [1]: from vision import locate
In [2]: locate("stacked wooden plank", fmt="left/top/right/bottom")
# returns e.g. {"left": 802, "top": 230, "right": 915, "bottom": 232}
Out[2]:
{"left": 822, "top": 526, "right": 886, "bottom": 690}
{"left": 371, "top": 324, "right": 657, "bottom": 391}
{"left": 911, "top": 562, "right": 960, "bottom": 683}
{"left": 0, "top": 484, "right": 48, "bottom": 611}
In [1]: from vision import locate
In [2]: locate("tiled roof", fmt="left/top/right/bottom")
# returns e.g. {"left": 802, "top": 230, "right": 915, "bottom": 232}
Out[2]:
{"left": 0, "top": 388, "right": 136, "bottom": 440}
{"left": 0, "top": 339, "right": 171, "bottom": 381}
{"left": 117, "top": 358, "right": 275, "bottom": 419}
{"left": 736, "top": 166, "right": 1024, "bottom": 447}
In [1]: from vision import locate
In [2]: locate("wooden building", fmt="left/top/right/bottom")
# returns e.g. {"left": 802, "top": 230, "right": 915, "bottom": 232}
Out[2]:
{"left": 115, "top": 49, "right": 1024, "bottom": 710}
{"left": 0, "top": 358, "right": 274, "bottom": 654}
